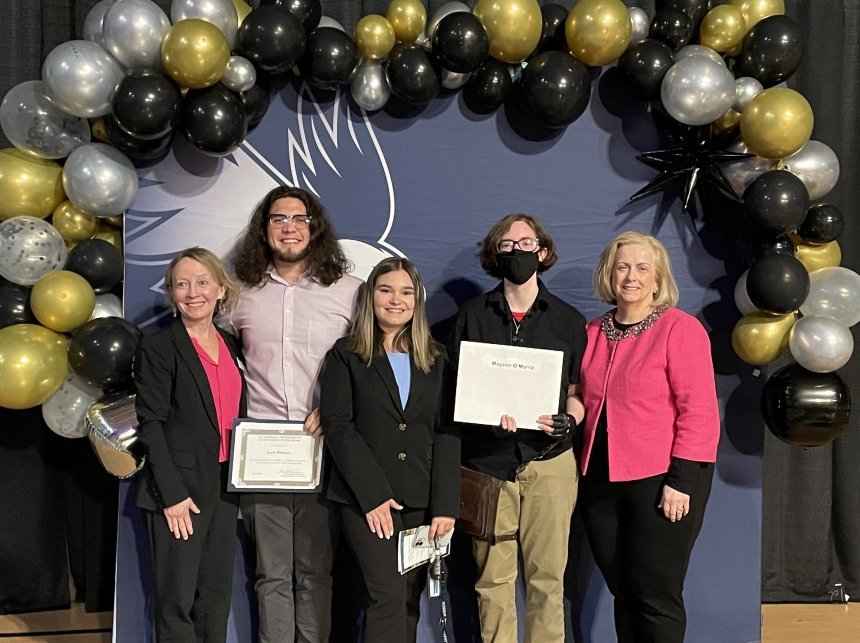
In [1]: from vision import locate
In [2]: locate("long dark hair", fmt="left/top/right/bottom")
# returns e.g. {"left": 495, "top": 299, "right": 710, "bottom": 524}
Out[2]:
{"left": 233, "top": 186, "right": 352, "bottom": 286}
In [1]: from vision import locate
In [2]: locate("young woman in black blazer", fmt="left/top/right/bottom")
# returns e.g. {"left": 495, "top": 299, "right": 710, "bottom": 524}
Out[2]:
{"left": 320, "top": 257, "right": 459, "bottom": 643}
{"left": 134, "top": 248, "right": 246, "bottom": 642}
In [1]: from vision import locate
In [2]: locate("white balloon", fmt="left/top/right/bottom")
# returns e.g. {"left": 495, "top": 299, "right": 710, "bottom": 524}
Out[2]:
{"left": 426, "top": 2, "right": 470, "bottom": 40}
{"left": 89, "top": 293, "right": 124, "bottom": 321}
{"left": 0, "top": 217, "right": 68, "bottom": 286}
{"left": 661, "top": 56, "right": 736, "bottom": 126}
{"left": 721, "top": 139, "right": 774, "bottom": 197}
{"left": 628, "top": 7, "right": 649, "bottom": 45}
{"left": 783, "top": 140, "right": 840, "bottom": 201}
{"left": 789, "top": 315, "right": 853, "bottom": 373}
{"left": 221, "top": 56, "right": 257, "bottom": 92}
{"left": 441, "top": 69, "right": 470, "bottom": 90}
{"left": 734, "top": 270, "right": 758, "bottom": 315}
{"left": 82, "top": 0, "right": 116, "bottom": 49}
{"left": 42, "top": 371, "right": 102, "bottom": 439}
{"left": 733, "top": 76, "right": 763, "bottom": 113}
{"left": 170, "top": 0, "right": 239, "bottom": 49}
{"left": 676, "top": 45, "right": 725, "bottom": 66}
{"left": 42, "top": 40, "right": 124, "bottom": 118}
{"left": 350, "top": 60, "right": 390, "bottom": 112}
{"left": 317, "top": 16, "right": 345, "bottom": 32}
{"left": 801, "top": 267, "right": 860, "bottom": 328}
{"left": 102, "top": 0, "right": 171, "bottom": 69}
{"left": 62, "top": 143, "right": 139, "bottom": 217}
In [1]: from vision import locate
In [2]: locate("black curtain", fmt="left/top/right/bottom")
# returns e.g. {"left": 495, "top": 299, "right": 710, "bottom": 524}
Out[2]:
{"left": 0, "top": 0, "right": 857, "bottom": 613}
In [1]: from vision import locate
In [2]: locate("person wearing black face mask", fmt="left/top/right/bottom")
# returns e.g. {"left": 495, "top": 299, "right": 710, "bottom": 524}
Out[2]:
{"left": 445, "top": 213, "right": 587, "bottom": 643}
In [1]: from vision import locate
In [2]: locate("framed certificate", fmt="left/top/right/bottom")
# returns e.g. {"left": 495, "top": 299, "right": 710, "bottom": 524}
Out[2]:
{"left": 228, "top": 419, "right": 324, "bottom": 492}
{"left": 454, "top": 341, "right": 564, "bottom": 430}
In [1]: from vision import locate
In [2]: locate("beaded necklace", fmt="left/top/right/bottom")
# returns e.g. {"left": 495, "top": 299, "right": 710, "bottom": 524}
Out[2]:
{"left": 600, "top": 304, "right": 669, "bottom": 341}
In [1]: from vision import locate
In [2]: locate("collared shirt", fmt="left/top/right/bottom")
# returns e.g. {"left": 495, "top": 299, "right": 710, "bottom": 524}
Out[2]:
{"left": 223, "top": 269, "right": 361, "bottom": 421}
{"left": 447, "top": 280, "right": 587, "bottom": 481}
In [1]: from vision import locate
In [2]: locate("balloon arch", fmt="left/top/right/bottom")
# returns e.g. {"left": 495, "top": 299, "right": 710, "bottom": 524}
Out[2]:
{"left": 0, "top": 0, "right": 852, "bottom": 448}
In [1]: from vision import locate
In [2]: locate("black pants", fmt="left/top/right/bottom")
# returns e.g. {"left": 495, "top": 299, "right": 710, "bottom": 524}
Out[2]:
{"left": 337, "top": 503, "right": 429, "bottom": 643}
{"left": 580, "top": 454, "right": 713, "bottom": 643}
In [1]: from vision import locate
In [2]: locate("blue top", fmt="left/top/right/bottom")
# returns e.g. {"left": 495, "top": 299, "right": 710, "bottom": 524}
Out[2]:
{"left": 386, "top": 352, "right": 411, "bottom": 409}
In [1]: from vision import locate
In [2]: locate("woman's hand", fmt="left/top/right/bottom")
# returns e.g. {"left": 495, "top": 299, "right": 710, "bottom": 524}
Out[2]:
{"left": 163, "top": 497, "right": 200, "bottom": 540}
{"left": 499, "top": 414, "right": 518, "bottom": 433}
{"left": 304, "top": 407, "right": 323, "bottom": 438}
{"left": 428, "top": 516, "right": 455, "bottom": 542}
{"left": 659, "top": 484, "right": 690, "bottom": 523}
{"left": 366, "top": 499, "right": 403, "bottom": 539}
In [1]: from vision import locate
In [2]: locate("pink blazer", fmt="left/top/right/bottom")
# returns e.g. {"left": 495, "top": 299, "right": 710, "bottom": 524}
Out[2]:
{"left": 579, "top": 306, "right": 720, "bottom": 482}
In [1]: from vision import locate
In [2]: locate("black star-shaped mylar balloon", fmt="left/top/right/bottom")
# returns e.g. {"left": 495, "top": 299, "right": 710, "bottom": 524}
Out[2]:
{"left": 629, "top": 113, "right": 754, "bottom": 216}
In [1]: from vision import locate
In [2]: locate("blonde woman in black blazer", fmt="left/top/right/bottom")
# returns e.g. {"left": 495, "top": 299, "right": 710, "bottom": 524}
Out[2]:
{"left": 134, "top": 248, "right": 246, "bottom": 643}
{"left": 320, "top": 257, "right": 460, "bottom": 643}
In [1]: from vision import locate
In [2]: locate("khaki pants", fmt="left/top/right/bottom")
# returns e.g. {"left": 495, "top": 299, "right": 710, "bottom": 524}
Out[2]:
{"left": 473, "top": 449, "right": 579, "bottom": 643}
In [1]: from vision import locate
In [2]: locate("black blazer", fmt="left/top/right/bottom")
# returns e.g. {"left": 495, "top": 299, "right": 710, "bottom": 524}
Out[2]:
{"left": 134, "top": 319, "right": 247, "bottom": 512}
{"left": 319, "top": 337, "right": 460, "bottom": 518}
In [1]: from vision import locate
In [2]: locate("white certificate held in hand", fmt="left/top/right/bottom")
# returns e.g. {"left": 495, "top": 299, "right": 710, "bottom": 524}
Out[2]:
{"left": 454, "top": 341, "right": 564, "bottom": 430}
{"left": 228, "top": 419, "right": 324, "bottom": 492}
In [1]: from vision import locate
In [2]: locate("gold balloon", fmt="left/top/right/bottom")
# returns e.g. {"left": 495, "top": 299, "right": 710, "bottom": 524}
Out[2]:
{"left": 727, "top": 0, "right": 785, "bottom": 31}
{"left": 91, "top": 118, "right": 110, "bottom": 144}
{"left": 103, "top": 214, "right": 124, "bottom": 229}
{"left": 0, "top": 324, "right": 68, "bottom": 409}
{"left": 52, "top": 200, "right": 99, "bottom": 243}
{"left": 232, "top": 0, "right": 252, "bottom": 25}
{"left": 162, "top": 19, "right": 231, "bottom": 89}
{"left": 386, "top": 0, "right": 427, "bottom": 43}
{"left": 740, "top": 88, "right": 814, "bottom": 160}
{"left": 473, "top": 0, "right": 542, "bottom": 64}
{"left": 565, "top": 0, "right": 632, "bottom": 67}
{"left": 0, "top": 148, "right": 65, "bottom": 221}
{"left": 95, "top": 224, "right": 123, "bottom": 251}
{"left": 31, "top": 270, "right": 96, "bottom": 333}
{"left": 355, "top": 14, "right": 396, "bottom": 60}
{"left": 699, "top": 5, "right": 747, "bottom": 53}
{"left": 712, "top": 108, "right": 742, "bottom": 134}
{"left": 732, "top": 312, "right": 795, "bottom": 365}
{"left": 794, "top": 240, "right": 842, "bottom": 274}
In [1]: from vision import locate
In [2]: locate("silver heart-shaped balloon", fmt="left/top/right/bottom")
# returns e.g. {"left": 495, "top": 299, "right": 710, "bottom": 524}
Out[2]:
{"left": 86, "top": 392, "right": 146, "bottom": 479}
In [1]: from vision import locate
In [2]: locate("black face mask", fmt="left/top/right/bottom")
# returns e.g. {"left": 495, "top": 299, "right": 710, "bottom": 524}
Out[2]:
{"left": 495, "top": 249, "right": 540, "bottom": 285}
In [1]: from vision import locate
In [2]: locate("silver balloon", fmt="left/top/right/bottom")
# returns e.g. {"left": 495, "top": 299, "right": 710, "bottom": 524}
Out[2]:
{"left": 628, "top": 7, "right": 650, "bottom": 45}
{"left": 89, "top": 292, "right": 124, "bottom": 321}
{"left": 102, "top": 0, "right": 171, "bottom": 69}
{"left": 42, "top": 40, "right": 124, "bottom": 118}
{"left": 733, "top": 76, "right": 763, "bottom": 113}
{"left": 441, "top": 69, "right": 470, "bottom": 90}
{"left": 721, "top": 139, "right": 774, "bottom": 197}
{"left": 789, "top": 315, "right": 854, "bottom": 373}
{"left": 316, "top": 16, "right": 346, "bottom": 32}
{"left": 426, "top": 2, "right": 470, "bottom": 40}
{"left": 87, "top": 392, "right": 146, "bottom": 478}
{"left": 221, "top": 55, "right": 257, "bottom": 92}
{"left": 170, "top": 0, "right": 239, "bottom": 49}
{"left": 801, "top": 267, "right": 860, "bottom": 328}
{"left": 0, "top": 216, "right": 68, "bottom": 286}
{"left": 350, "top": 60, "right": 391, "bottom": 112}
{"left": 675, "top": 45, "right": 725, "bottom": 66}
{"left": 734, "top": 270, "right": 758, "bottom": 315}
{"left": 783, "top": 140, "right": 840, "bottom": 201}
{"left": 42, "top": 371, "right": 102, "bottom": 439}
{"left": 661, "top": 56, "right": 736, "bottom": 126}
{"left": 81, "top": 0, "right": 116, "bottom": 48}
{"left": 0, "top": 81, "right": 91, "bottom": 159}
{"left": 62, "top": 143, "right": 139, "bottom": 217}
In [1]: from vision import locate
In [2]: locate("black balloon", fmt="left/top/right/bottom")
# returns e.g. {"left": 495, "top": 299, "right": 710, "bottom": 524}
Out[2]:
{"left": 240, "top": 83, "right": 272, "bottom": 133}
{"left": 744, "top": 170, "right": 810, "bottom": 236}
{"left": 797, "top": 202, "right": 845, "bottom": 245}
{"left": 298, "top": 27, "right": 360, "bottom": 90}
{"left": 761, "top": 364, "right": 850, "bottom": 447}
{"left": 464, "top": 58, "right": 513, "bottom": 113}
{"left": 260, "top": 0, "right": 322, "bottom": 32}
{"left": 0, "top": 278, "right": 34, "bottom": 329}
{"left": 746, "top": 253, "right": 810, "bottom": 314}
{"left": 104, "top": 115, "right": 174, "bottom": 168}
{"left": 432, "top": 12, "right": 489, "bottom": 74}
{"left": 752, "top": 233, "right": 795, "bottom": 259}
{"left": 733, "top": 15, "right": 804, "bottom": 88}
{"left": 649, "top": 8, "right": 693, "bottom": 50}
{"left": 65, "top": 239, "right": 124, "bottom": 294}
{"left": 519, "top": 51, "right": 591, "bottom": 129}
{"left": 535, "top": 4, "right": 569, "bottom": 55}
{"left": 656, "top": 0, "right": 711, "bottom": 30}
{"left": 237, "top": 5, "right": 307, "bottom": 75}
{"left": 179, "top": 84, "right": 248, "bottom": 157}
{"left": 386, "top": 43, "right": 442, "bottom": 106}
{"left": 69, "top": 317, "right": 142, "bottom": 392}
{"left": 111, "top": 70, "right": 182, "bottom": 140}
{"left": 617, "top": 39, "right": 675, "bottom": 100}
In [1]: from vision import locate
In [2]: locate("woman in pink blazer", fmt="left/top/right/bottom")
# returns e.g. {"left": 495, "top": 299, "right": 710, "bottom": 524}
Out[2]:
{"left": 579, "top": 231, "right": 720, "bottom": 643}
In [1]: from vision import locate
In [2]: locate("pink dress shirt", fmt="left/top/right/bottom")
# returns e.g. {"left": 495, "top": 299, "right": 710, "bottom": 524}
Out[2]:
{"left": 223, "top": 269, "right": 361, "bottom": 421}
{"left": 579, "top": 306, "right": 720, "bottom": 482}
{"left": 191, "top": 333, "right": 243, "bottom": 463}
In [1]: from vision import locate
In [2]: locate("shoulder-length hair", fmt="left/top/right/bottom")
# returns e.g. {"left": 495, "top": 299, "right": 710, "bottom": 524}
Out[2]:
{"left": 163, "top": 247, "right": 239, "bottom": 313}
{"left": 477, "top": 213, "right": 558, "bottom": 278}
{"left": 593, "top": 231, "right": 679, "bottom": 306}
{"left": 232, "top": 186, "right": 351, "bottom": 287}
{"left": 349, "top": 257, "right": 441, "bottom": 374}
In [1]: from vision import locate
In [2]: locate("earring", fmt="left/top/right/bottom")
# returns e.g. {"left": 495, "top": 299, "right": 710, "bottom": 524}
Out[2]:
{"left": 172, "top": 308, "right": 178, "bottom": 318}
{"left": 215, "top": 298, "right": 222, "bottom": 313}
{"left": 653, "top": 288, "right": 659, "bottom": 295}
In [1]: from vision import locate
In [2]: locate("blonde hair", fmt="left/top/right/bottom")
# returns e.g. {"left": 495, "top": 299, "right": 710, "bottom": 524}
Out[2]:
{"left": 593, "top": 231, "right": 679, "bottom": 306}
{"left": 349, "top": 257, "right": 441, "bottom": 373}
{"left": 163, "top": 247, "right": 239, "bottom": 313}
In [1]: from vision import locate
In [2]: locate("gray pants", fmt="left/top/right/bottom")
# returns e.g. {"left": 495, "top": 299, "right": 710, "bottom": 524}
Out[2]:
{"left": 240, "top": 492, "right": 337, "bottom": 643}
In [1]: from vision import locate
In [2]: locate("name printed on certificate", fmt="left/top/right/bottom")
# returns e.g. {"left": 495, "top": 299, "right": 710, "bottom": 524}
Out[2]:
{"left": 228, "top": 419, "right": 324, "bottom": 492}
{"left": 454, "top": 341, "right": 564, "bottom": 430}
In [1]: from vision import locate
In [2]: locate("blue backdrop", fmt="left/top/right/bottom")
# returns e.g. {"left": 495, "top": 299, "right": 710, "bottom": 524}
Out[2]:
{"left": 117, "top": 72, "right": 762, "bottom": 642}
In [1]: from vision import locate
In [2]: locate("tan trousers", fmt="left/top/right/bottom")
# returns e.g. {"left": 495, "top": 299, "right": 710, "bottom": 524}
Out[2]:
{"left": 473, "top": 449, "right": 579, "bottom": 643}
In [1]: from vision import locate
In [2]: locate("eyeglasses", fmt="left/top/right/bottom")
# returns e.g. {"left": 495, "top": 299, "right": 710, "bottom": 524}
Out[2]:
{"left": 268, "top": 214, "right": 312, "bottom": 228}
{"left": 497, "top": 237, "right": 540, "bottom": 253}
